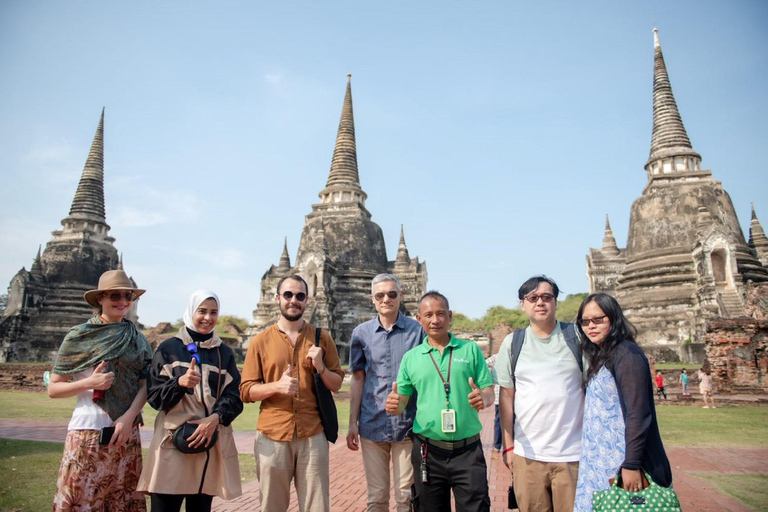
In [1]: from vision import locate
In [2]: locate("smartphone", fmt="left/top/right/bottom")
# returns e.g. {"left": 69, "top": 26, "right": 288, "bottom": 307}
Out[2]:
{"left": 508, "top": 485, "right": 518, "bottom": 509}
{"left": 99, "top": 426, "right": 115, "bottom": 445}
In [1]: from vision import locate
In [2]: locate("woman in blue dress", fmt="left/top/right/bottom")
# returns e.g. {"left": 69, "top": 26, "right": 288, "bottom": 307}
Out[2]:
{"left": 573, "top": 293, "right": 672, "bottom": 512}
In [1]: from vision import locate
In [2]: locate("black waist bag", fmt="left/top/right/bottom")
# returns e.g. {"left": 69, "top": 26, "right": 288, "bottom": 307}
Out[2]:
{"left": 314, "top": 327, "right": 338, "bottom": 443}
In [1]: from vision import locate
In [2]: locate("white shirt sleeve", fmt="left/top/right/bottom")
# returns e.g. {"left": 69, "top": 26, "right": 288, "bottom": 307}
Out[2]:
{"left": 495, "top": 332, "right": 516, "bottom": 389}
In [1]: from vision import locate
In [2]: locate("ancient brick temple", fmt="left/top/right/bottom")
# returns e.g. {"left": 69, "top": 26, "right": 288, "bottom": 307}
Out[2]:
{"left": 586, "top": 29, "right": 768, "bottom": 360}
{"left": 0, "top": 110, "right": 138, "bottom": 362}
{"left": 245, "top": 76, "right": 427, "bottom": 360}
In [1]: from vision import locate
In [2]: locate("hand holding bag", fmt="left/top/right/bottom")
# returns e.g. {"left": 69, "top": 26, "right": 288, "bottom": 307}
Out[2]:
{"left": 313, "top": 327, "right": 339, "bottom": 443}
{"left": 172, "top": 346, "right": 222, "bottom": 454}
{"left": 593, "top": 471, "right": 681, "bottom": 511}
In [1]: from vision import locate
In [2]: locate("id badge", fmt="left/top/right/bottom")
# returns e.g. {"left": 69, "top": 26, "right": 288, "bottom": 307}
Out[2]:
{"left": 441, "top": 409, "right": 456, "bottom": 433}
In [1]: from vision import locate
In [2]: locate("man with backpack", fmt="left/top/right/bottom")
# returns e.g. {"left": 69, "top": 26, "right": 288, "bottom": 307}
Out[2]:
{"left": 496, "top": 275, "right": 584, "bottom": 512}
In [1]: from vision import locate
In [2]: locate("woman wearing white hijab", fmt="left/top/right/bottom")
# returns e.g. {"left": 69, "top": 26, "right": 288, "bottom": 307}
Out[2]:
{"left": 138, "top": 290, "right": 243, "bottom": 511}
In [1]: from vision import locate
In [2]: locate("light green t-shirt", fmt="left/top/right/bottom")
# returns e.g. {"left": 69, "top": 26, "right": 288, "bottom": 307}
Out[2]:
{"left": 397, "top": 333, "right": 493, "bottom": 441}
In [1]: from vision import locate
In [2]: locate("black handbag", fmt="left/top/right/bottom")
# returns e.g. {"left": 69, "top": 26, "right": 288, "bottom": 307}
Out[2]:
{"left": 313, "top": 327, "right": 339, "bottom": 443}
{"left": 172, "top": 346, "right": 222, "bottom": 454}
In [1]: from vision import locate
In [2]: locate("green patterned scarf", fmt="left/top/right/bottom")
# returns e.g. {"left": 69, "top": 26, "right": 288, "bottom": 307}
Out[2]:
{"left": 52, "top": 316, "right": 152, "bottom": 422}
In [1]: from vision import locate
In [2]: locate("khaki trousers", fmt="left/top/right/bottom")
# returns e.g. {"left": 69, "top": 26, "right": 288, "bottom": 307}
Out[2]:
{"left": 513, "top": 453, "right": 578, "bottom": 512}
{"left": 360, "top": 437, "right": 414, "bottom": 512}
{"left": 254, "top": 430, "right": 329, "bottom": 512}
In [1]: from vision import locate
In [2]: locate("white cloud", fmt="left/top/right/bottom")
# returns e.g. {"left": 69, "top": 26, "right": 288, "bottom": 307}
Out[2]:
{"left": 264, "top": 73, "right": 283, "bottom": 85}
{"left": 109, "top": 183, "right": 200, "bottom": 228}
{"left": 180, "top": 249, "right": 245, "bottom": 270}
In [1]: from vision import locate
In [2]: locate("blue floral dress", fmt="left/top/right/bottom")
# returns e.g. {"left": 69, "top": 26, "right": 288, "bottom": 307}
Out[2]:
{"left": 574, "top": 365, "right": 626, "bottom": 512}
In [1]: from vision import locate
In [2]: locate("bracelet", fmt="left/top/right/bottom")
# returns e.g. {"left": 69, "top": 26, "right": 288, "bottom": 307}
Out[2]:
{"left": 319, "top": 365, "right": 327, "bottom": 375}
{"left": 503, "top": 446, "right": 514, "bottom": 455}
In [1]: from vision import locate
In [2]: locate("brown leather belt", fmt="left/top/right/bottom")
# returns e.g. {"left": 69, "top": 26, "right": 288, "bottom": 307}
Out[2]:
{"left": 414, "top": 433, "right": 481, "bottom": 451}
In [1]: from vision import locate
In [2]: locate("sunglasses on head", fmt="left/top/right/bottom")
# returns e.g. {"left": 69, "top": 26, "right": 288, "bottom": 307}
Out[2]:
{"left": 580, "top": 315, "right": 608, "bottom": 327}
{"left": 281, "top": 291, "right": 307, "bottom": 302}
{"left": 523, "top": 293, "right": 555, "bottom": 304}
{"left": 103, "top": 291, "right": 135, "bottom": 302}
{"left": 374, "top": 291, "right": 399, "bottom": 301}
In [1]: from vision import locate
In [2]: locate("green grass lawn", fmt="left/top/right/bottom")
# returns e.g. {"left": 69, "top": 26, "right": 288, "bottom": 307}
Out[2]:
{"left": 692, "top": 473, "right": 768, "bottom": 511}
{"left": 656, "top": 405, "right": 768, "bottom": 447}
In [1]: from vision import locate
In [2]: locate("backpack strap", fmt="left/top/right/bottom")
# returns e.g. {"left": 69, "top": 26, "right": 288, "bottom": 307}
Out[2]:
{"left": 315, "top": 326, "right": 321, "bottom": 346}
{"left": 510, "top": 322, "right": 583, "bottom": 387}
{"left": 561, "top": 322, "right": 584, "bottom": 374}
{"left": 509, "top": 329, "right": 526, "bottom": 388}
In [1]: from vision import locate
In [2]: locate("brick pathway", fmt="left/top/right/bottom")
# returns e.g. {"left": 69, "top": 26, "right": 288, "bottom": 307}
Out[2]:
{"left": 1, "top": 410, "right": 764, "bottom": 511}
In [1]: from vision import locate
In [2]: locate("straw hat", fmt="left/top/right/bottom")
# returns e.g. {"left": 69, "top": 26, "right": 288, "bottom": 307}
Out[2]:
{"left": 84, "top": 270, "right": 146, "bottom": 308}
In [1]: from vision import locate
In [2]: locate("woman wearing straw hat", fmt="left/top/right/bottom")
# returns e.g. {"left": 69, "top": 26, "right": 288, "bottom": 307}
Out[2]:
{"left": 138, "top": 290, "right": 242, "bottom": 512}
{"left": 48, "top": 269, "right": 152, "bottom": 512}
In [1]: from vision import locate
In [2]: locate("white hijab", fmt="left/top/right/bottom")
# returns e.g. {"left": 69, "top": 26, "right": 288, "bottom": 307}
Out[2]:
{"left": 183, "top": 290, "right": 220, "bottom": 333}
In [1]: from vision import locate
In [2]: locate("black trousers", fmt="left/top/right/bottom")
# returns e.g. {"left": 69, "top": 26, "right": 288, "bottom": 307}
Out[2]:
{"left": 150, "top": 493, "right": 214, "bottom": 512}
{"left": 411, "top": 436, "right": 491, "bottom": 512}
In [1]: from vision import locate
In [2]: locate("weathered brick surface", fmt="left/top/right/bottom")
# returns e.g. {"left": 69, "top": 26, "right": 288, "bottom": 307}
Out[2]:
{"left": 704, "top": 317, "right": 768, "bottom": 391}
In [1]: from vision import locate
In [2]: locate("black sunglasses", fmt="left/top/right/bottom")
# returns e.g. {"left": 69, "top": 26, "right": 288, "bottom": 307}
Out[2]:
{"left": 374, "top": 291, "right": 399, "bottom": 301}
{"left": 103, "top": 291, "right": 135, "bottom": 302}
{"left": 281, "top": 291, "right": 307, "bottom": 302}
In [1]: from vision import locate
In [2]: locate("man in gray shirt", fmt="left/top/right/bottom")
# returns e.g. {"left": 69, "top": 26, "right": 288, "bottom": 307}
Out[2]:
{"left": 347, "top": 274, "right": 425, "bottom": 512}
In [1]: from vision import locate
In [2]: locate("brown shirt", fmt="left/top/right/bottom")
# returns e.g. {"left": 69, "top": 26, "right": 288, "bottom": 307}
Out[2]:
{"left": 239, "top": 323, "right": 344, "bottom": 441}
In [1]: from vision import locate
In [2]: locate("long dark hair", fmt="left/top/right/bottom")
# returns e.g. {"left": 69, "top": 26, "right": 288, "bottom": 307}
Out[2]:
{"left": 577, "top": 293, "right": 638, "bottom": 386}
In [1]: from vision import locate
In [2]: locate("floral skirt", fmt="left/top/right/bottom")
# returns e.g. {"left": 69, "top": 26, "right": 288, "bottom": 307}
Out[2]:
{"left": 52, "top": 425, "right": 147, "bottom": 512}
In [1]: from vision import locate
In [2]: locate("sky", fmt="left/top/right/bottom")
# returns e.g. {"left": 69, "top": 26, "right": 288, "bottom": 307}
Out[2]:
{"left": 1, "top": 1, "right": 767, "bottom": 326}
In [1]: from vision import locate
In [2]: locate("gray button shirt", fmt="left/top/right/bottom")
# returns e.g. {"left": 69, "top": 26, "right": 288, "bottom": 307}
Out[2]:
{"left": 349, "top": 312, "right": 425, "bottom": 442}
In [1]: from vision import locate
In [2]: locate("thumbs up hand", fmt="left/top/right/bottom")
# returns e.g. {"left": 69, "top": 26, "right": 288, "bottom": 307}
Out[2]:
{"left": 89, "top": 361, "right": 115, "bottom": 391}
{"left": 179, "top": 357, "right": 202, "bottom": 389}
{"left": 386, "top": 382, "right": 401, "bottom": 415}
{"left": 468, "top": 377, "right": 485, "bottom": 411}
{"left": 277, "top": 365, "right": 298, "bottom": 396}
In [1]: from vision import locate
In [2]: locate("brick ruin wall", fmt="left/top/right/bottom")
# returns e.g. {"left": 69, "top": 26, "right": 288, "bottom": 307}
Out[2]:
{"left": 704, "top": 317, "right": 768, "bottom": 392}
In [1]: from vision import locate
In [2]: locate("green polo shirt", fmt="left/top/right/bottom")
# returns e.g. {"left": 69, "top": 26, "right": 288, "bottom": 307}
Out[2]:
{"left": 397, "top": 333, "right": 493, "bottom": 441}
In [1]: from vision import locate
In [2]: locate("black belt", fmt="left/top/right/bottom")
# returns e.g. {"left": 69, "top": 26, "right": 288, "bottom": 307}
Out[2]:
{"left": 414, "top": 433, "right": 481, "bottom": 451}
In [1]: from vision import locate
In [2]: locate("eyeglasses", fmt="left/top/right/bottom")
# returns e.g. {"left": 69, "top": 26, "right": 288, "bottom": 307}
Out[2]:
{"left": 579, "top": 315, "right": 608, "bottom": 327}
{"left": 524, "top": 293, "right": 555, "bottom": 304}
{"left": 374, "top": 291, "right": 399, "bottom": 301}
{"left": 186, "top": 342, "right": 200, "bottom": 364}
{"left": 281, "top": 291, "right": 307, "bottom": 302}
{"left": 103, "top": 292, "right": 135, "bottom": 302}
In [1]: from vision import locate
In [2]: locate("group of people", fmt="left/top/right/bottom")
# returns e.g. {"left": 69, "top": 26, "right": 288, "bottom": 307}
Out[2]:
{"left": 46, "top": 269, "right": 675, "bottom": 512}
{"left": 48, "top": 270, "right": 243, "bottom": 512}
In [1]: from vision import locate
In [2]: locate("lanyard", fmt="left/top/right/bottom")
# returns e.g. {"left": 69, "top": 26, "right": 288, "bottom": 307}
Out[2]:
{"left": 428, "top": 347, "right": 453, "bottom": 407}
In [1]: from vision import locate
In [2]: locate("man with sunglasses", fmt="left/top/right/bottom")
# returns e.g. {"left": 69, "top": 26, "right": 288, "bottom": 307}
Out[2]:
{"left": 347, "top": 274, "right": 425, "bottom": 512}
{"left": 496, "top": 275, "right": 584, "bottom": 512}
{"left": 240, "top": 275, "right": 345, "bottom": 512}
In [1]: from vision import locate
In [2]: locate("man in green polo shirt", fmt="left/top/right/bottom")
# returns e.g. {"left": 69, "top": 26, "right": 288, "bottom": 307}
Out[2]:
{"left": 386, "top": 290, "right": 494, "bottom": 512}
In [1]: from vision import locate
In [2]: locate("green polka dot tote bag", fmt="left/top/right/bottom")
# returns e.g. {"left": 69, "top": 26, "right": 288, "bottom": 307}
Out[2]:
{"left": 593, "top": 472, "right": 681, "bottom": 511}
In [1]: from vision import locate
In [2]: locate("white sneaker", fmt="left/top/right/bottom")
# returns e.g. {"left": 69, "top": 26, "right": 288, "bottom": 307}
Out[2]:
{"left": 702, "top": 406, "right": 709, "bottom": 409}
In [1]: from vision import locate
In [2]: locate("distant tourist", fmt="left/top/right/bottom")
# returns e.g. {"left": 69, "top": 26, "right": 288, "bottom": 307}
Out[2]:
{"left": 573, "top": 293, "right": 672, "bottom": 512}
{"left": 699, "top": 367, "right": 716, "bottom": 409}
{"left": 496, "top": 275, "right": 583, "bottom": 512}
{"left": 485, "top": 353, "right": 503, "bottom": 455}
{"left": 138, "top": 290, "right": 243, "bottom": 511}
{"left": 347, "top": 274, "right": 425, "bottom": 512}
{"left": 655, "top": 370, "right": 668, "bottom": 400}
{"left": 386, "top": 291, "right": 494, "bottom": 512}
{"left": 239, "top": 275, "right": 344, "bottom": 512}
{"left": 47, "top": 269, "right": 152, "bottom": 511}
{"left": 680, "top": 368, "right": 691, "bottom": 397}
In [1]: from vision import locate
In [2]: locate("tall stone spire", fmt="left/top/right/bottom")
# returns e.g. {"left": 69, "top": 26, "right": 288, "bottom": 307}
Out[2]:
{"left": 601, "top": 215, "right": 621, "bottom": 256}
{"left": 645, "top": 28, "right": 701, "bottom": 177}
{"left": 278, "top": 237, "right": 291, "bottom": 271}
{"left": 318, "top": 75, "right": 367, "bottom": 207}
{"left": 395, "top": 224, "right": 411, "bottom": 270}
{"left": 749, "top": 203, "right": 768, "bottom": 265}
{"left": 68, "top": 108, "right": 106, "bottom": 222}
{"left": 30, "top": 245, "right": 43, "bottom": 278}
